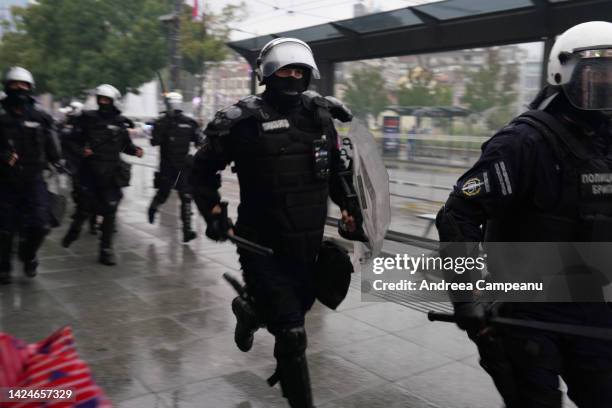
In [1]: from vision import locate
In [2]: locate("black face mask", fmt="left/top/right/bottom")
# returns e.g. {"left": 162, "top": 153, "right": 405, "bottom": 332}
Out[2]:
{"left": 4, "top": 89, "right": 32, "bottom": 108}
{"left": 264, "top": 75, "right": 309, "bottom": 110}
{"left": 98, "top": 103, "right": 115, "bottom": 116}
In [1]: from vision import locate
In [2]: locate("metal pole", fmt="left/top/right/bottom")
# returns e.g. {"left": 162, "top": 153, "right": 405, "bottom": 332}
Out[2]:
{"left": 169, "top": 0, "right": 183, "bottom": 91}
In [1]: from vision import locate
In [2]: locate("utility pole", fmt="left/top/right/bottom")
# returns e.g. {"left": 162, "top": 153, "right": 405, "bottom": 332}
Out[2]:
{"left": 169, "top": 0, "right": 182, "bottom": 91}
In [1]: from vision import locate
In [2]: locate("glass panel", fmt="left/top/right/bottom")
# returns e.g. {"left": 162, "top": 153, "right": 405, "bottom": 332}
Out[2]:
{"left": 334, "top": 41, "right": 544, "bottom": 239}
{"left": 277, "top": 24, "right": 341, "bottom": 43}
{"left": 414, "top": 0, "right": 533, "bottom": 20}
{"left": 336, "top": 9, "right": 422, "bottom": 33}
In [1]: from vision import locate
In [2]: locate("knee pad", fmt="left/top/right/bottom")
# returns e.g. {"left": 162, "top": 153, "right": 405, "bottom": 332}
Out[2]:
{"left": 274, "top": 327, "right": 307, "bottom": 359}
{"left": 179, "top": 192, "right": 193, "bottom": 206}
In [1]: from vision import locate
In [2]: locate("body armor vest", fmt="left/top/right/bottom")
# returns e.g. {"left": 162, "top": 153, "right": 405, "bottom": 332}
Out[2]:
{"left": 80, "top": 111, "right": 131, "bottom": 184}
{"left": 485, "top": 110, "right": 612, "bottom": 242}
{"left": 232, "top": 96, "right": 335, "bottom": 262}
{"left": 484, "top": 111, "right": 612, "bottom": 299}
{"left": 156, "top": 113, "right": 197, "bottom": 169}
{"left": 84, "top": 112, "right": 130, "bottom": 162}
{"left": 0, "top": 107, "right": 51, "bottom": 181}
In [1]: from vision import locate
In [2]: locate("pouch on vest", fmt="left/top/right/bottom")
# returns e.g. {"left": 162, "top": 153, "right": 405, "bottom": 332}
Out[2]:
{"left": 312, "top": 137, "right": 330, "bottom": 180}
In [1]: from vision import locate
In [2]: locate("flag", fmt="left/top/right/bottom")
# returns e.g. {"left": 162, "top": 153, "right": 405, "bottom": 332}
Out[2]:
{"left": 192, "top": 0, "right": 199, "bottom": 20}
{"left": 0, "top": 327, "right": 112, "bottom": 407}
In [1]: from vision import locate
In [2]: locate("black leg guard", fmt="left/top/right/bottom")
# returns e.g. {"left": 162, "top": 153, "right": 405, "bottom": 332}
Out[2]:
{"left": 271, "top": 327, "right": 314, "bottom": 408}
{"left": 179, "top": 193, "right": 197, "bottom": 243}
{"left": 0, "top": 231, "right": 14, "bottom": 284}
{"left": 99, "top": 214, "right": 117, "bottom": 266}
{"left": 18, "top": 227, "right": 49, "bottom": 277}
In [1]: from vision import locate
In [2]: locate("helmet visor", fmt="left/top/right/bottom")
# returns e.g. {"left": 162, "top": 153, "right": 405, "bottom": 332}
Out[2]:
{"left": 563, "top": 52, "right": 612, "bottom": 110}
{"left": 261, "top": 41, "right": 320, "bottom": 79}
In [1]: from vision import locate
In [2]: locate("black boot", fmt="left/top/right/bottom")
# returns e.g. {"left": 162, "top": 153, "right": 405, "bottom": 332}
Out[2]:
{"left": 148, "top": 204, "right": 157, "bottom": 224}
{"left": 148, "top": 195, "right": 164, "bottom": 224}
{"left": 180, "top": 197, "right": 197, "bottom": 243}
{"left": 232, "top": 296, "right": 260, "bottom": 352}
{"left": 99, "top": 247, "right": 117, "bottom": 266}
{"left": 62, "top": 220, "right": 83, "bottom": 248}
{"left": 0, "top": 231, "right": 13, "bottom": 284}
{"left": 18, "top": 228, "right": 48, "bottom": 278}
{"left": 273, "top": 328, "right": 315, "bottom": 408}
{"left": 99, "top": 214, "right": 117, "bottom": 266}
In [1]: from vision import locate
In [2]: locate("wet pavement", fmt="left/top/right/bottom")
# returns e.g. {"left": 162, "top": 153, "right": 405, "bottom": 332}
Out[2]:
{"left": 0, "top": 156, "right": 575, "bottom": 408}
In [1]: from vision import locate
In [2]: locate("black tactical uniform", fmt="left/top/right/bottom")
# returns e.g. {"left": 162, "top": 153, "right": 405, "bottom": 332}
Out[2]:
{"left": 148, "top": 110, "right": 202, "bottom": 242}
{"left": 192, "top": 89, "right": 356, "bottom": 407}
{"left": 0, "top": 97, "right": 60, "bottom": 283}
{"left": 60, "top": 112, "right": 99, "bottom": 234}
{"left": 436, "top": 89, "right": 612, "bottom": 407}
{"left": 62, "top": 107, "right": 141, "bottom": 265}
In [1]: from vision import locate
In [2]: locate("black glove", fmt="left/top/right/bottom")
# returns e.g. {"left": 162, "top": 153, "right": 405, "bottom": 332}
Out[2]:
{"left": 453, "top": 301, "right": 489, "bottom": 338}
{"left": 338, "top": 199, "right": 368, "bottom": 242}
{"left": 205, "top": 202, "right": 233, "bottom": 242}
{"left": 338, "top": 216, "right": 368, "bottom": 242}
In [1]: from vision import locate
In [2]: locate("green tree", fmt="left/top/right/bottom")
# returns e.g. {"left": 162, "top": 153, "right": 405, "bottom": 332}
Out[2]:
{"left": 397, "top": 82, "right": 452, "bottom": 106}
{"left": 396, "top": 66, "right": 452, "bottom": 107}
{"left": 461, "top": 48, "right": 518, "bottom": 129}
{"left": 0, "top": 0, "right": 176, "bottom": 99}
{"left": 343, "top": 66, "right": 389, "bottom": 119}
{"left": 180, "top": 3, "right": 244, "bottom": 77}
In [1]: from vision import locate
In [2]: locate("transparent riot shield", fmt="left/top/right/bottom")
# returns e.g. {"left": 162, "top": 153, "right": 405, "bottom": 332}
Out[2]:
{"left": 342, "top": 120, "right": 391, "bottom": 268}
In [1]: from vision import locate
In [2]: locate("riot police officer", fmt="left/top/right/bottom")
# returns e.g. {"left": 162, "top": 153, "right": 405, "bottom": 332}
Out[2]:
{"left": 0, "top": 67, "right": 61, "bottom": 284}
{"left": 148, "top": 91, "right": 202, "bottom": 243}
{"left": 436, "top": 22, "right": 612, "bottom": 407}
{"left": 191, "top": 37, "right": 361, "bottom": 408}
{"left": 61, "top": 84, "right": 143, "bottom": 265}
{"left": 60, "top": 101, "right": 101, "bottom": 235}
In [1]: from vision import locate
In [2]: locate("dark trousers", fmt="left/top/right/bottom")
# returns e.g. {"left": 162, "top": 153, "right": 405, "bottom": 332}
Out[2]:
{"left": 0, "top": 177, "right": 50, "bottom": 267}
{"left": 151, "top": 166, "right": 193, "bottom": 230}
{"left": 481, "top": 303, "right": 612, "bottom": 408}
{"left": 70, "top": 171, "right": 122, "bottom": 249}
{"left": 239, "top": 251, "right": 316, "bottom": 334}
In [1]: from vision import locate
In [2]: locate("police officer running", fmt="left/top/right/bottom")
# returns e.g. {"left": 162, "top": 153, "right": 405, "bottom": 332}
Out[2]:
{"left": 436, "top": 22, "right": 612, "bottom": 407}
{"left": 61, "top": 84, "right": 143, "bottom": 265}
{"left": 191, "top": 38, "right": 361, "bottom": 407}
{"left": 0, "top": 67, "right": 61, "bottom": 284}
{"left": 148, "top": 91, "right": 202, "bottom": 243}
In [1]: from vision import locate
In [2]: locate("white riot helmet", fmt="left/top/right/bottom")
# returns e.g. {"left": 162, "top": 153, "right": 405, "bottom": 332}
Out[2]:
{"left": 95, "top": 84, "right": 121, "bottom": 102}
{"left": 4, "top": 66, "right": 35, "bottom": 90}
{"left": 69, "top": 101, "right": 83, "bottom": 115}
{"left": 166, "top": 91, "right": 183, "bottom": 111}
{"left": 547, "top": 21, "right": 612, "bottom": 111}
{"left": 255, "top": 37, "right": 320, "bottom": 85}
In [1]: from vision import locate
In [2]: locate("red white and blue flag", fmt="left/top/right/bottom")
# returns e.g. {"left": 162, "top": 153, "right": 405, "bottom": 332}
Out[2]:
{"left": 0, "top": 327, "right": 112, "bottom": 407}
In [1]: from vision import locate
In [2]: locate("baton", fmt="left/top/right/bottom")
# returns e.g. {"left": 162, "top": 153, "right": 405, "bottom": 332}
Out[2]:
{"left": 428, "top": 311, "right": 612, "bottom": 342}
{"left": 223, "top": 272, "right": 246, "bottom": 297}
{"left": 228, "top": 234, "right": 274, "bottom": 257}
{"left": 217, "top": 201, "right": 274, "bottom": 256}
